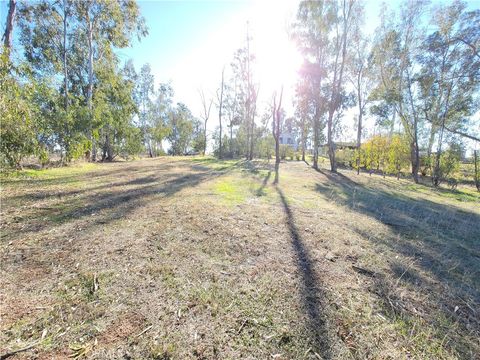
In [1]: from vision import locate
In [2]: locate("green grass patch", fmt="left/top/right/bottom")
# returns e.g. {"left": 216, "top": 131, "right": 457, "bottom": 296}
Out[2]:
{"left": 214, "top": 178, "right": 247, "bottom": 205}
{"left": 1, "top": 163, "right": 99, "bottom": 185}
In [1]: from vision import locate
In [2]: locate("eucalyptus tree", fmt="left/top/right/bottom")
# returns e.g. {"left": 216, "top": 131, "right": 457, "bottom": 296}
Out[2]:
{"left": 294, "top": 71, "right": 315, "bottom": 162}
{"left": 418, "top": 2, "right": 480, "bottom": 186}
{"left": 18, "top": 0, "right": 75, "bottom": 159}
{"left": 371, "top": 1, "right": 427, "bottom": 183}
{"left": 272, "top": 87, "right": 283, "bottom": 184}
{"left": 293, "top": 1, "right": 329, "bottom": 170}
{"left": 146, "top": 83, "right": 173, "bottom": 155}
{"left": 294, "top": 0, "right": 359, "bottom": 172}
{"left": 94, "top": 60, "right": 137, "bottom": 161}
{"left": 137, "top": 63, "right": 155, "bottom": 156}
{"left": 323, "top": 0, "right": 357, "bottom": 172}
{"left": 199, "top": 89, "right": 213, "bottom": 156}
{"left": 167, "top": 103, "right": 196, "bottom": 155}
{"left": 216, "top": 67, "right": 225, "bottom": 159}
{"left": 231, "top": 36, "right": 258, "bottom": 160}
{"left": 348, "top": 5, "right": 375, "bottom": 174}
{"left": 223, "top": 78, "right": 240, "bottom": 157}
{"left": 73, "top": 0, "right": 147, "bottom": 161}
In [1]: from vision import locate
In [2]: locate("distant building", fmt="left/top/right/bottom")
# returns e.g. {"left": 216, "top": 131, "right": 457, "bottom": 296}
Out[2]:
{"left": 279, "top": 131, "right": 298, "bottom": 151}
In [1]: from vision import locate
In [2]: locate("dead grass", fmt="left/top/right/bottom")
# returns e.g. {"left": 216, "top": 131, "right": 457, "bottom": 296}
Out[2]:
{"left": 1, "top": 156, "right": 479, "bottom": 359}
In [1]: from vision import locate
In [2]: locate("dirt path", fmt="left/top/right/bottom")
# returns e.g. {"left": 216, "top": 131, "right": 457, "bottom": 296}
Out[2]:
{"left": 1, "top": 157, "right": 479, "bottom": 359}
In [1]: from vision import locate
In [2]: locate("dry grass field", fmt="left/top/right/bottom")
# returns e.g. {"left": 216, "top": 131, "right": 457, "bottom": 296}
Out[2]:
{"left": 1, "top": 157, "right": 479, "bottom": 359}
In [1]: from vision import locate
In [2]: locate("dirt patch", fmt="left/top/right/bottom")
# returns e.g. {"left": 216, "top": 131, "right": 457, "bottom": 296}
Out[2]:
{"left": 98, "top": 312, "right": 148, "bottom": 345}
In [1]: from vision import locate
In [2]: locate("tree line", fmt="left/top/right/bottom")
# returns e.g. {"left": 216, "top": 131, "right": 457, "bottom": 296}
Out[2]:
{"left": 288, "top": 0, "right": 479, "bottom": 186}
{"left": 1, "top": 0, "right": 479, "bottom": 189}
{"left": 206, "top": 0, "right": 479, "bottom": 188}
{"left": 1, "top": 0, "right": 206, "bottom": 169}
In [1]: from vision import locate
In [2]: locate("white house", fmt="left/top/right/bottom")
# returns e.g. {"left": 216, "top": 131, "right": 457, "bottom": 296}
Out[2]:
{"left": 279, "top": 131, "right": 298, "bottom": 151}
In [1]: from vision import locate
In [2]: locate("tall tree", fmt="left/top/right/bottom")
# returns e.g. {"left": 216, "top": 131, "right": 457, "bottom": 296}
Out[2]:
{"left": 217, "top": 67, "right": 225, "bottom": 159}
{"left": 167, "top": 103, "right": 196, "bottom": 156}
{"left": 231, "top": 43, "right": 257, "bottom": 160}
{"left": 148, "top": 83, "right": 174, "bottom": 155}
{"left": 418, "top": 2, "right": 480, "bottom": 186}
{"left": 371, "top": 1, "right": 427, "bottom": 183}
{"left": 294, "top": 72, "right": 314, "bottom": 163}
{"left": 138, "top": 63, "right": 155, "bottom": 157}
{"left": 224, "top": 78, "right": 240, "bottom": 157}
{"left": 18, "top": 0, "right": 75, "bottom": 160}
{"left": 272, "top": 87, "right": 283, "bottom": 184}
{"left": 199, "top": 89, "right": 212, "bottom": 156}
{"left": 293, "top": 1, "right": 329, "bottom": 170}
{"left": 73, "top": 0, "right": 147, "bottom": 161}
{"left": 348, "top": 5, "right": 374, "bottom": 174}
{"left": 324, "top": 0, "right": 356, "bottom": 173}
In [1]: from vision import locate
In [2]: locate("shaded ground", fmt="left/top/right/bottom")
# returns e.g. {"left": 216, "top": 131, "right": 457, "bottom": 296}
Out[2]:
{"left": 1, "top": 157, "right": 479, "bottom": 359}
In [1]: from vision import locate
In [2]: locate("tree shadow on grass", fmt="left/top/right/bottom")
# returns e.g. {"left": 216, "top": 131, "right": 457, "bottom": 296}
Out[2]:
{"left": 2, "top": 161, "right": 238, "bottom": 243}
{"left": 276, "top": 185, "right": 331, "bottom": 359}
{"left": 314, "top": 168, "right": 480, "bottom": 357}
{"left": 255, "top": 171, "right": 271, "bottom": 196}
{"left": 314, "top": 169, "right": 480, "bottom": 291}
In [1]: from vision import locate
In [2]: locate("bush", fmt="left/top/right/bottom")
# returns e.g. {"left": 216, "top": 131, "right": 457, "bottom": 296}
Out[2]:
{"left": 279, "top": 144, "right": 294, "bottom": 160}
{"left": 336, "top": 148, "right": 355, "bottom": 168}
{"left": 438, "top": 149, "right": 460, "bottom": 181}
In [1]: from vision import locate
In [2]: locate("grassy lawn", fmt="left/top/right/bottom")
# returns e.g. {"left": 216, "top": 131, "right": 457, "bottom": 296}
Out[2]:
{"left": 1, "top": 157, "right": 479, "bottom": 359}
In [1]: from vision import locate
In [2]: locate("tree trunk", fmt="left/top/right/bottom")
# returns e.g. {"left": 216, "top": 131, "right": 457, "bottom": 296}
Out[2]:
{"left": 106, "top": 130, "right": 114, "bottom": 161}
{"left": 218, "top": 69, "right": 224, "bottom": 159}
{"left": 203, "top": 120, "right": 207, "bottom": 156}
{"left": 62, "top": 0, "right": 70, "bottom": 161}
{"left": 86, "top": 6, "right": 96, "bottom": 162}
{"left": 148, "top": 140, "right": 153, "bottom": 157}
{"left": 475, "top": 150, "right": 479, "bottom": 192}
{"left": 356, "top": 111, "right": 362, "bottom": 175}
{"left": 2, "top": 0, "right": 16, "bottom": 52}
{"left": 301, "top": 125, "right": 306, "bottom": 162}
{"left": 273, "top": 88, "right": 283, "bottom": 184}
{"left": 312, "top": 107, "right": 319, "bottom": 170}
{"left": 229, "top": 122, "right": 233, "bottom": 157}
{"left": 327, "top": 111, "right": 336, "bottom": 172}
{"left": 410, "top": 140, "right": 419, "bottom": 184}
{"left": 249, "top": 116, "right": 255, "bottom": 160}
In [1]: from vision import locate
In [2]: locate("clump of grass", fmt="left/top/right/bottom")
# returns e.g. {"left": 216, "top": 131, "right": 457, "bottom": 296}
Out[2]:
{"left": 149, "top": 343, "right": 176, "bottom": 359}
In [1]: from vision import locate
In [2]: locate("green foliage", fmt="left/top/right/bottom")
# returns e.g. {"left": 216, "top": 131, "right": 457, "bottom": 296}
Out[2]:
{"left": 167, "top": 103, "right": 198, "bottom": 155}
{"left": 0, "top": 54, "right": 37, "bottom": 169}
{"left": 437, "top": 147, "right": 461, "bottom": 182}
{"left": 279, "top": 144, "right": 295, "bottom": 160}
{"left": 336, "top": 148, "right": 355, "bottom": 168}
{"left": 386, "top": 135, "right": 410, "bottom": 177}
{"left": 256, "top": 136, "right": 275, "bottom": 159}
{"left": 362, "top": 135, "right": 389, "bottom": 173}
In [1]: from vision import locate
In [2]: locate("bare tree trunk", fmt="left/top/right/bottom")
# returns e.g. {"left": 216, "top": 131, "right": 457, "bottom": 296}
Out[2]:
{"left": 312, "top": 106, "right": 319, "bottom": 170}
{"left": 249, "top": 110, "right": 255, "bottom": 160}
{"left": 218, "top": 68, "right": 225, "bottom": 159}
{"left": 356, "top": 112, "right": 362, "bottom": 175}
{"left": 301, "top": 125, "right": 306, "bottom": 162}
{"left": 327, "top": 112, "right": 336, "bottom": 172}
{"left": 273, "top": 88, "right": 283, "bottom": 184}
{"left": 203, "top": 119, "right": 207, "bottom": 156}
{"left": 2, "top": 0, "right": 16, "bottom": 52}
{"left": 229, "top": 123, "right": 233, "bottom": 156}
